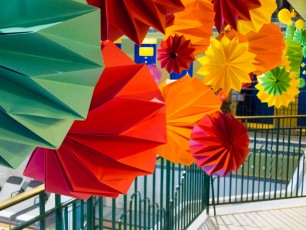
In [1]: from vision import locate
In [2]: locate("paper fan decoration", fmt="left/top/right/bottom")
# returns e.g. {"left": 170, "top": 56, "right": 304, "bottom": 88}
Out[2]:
{"left": 87, "top": 0, "right": 185, "bottom": 45}
{"left": 245, "top": 23, "right": 285, "bottom": 75}
{"left": 0, "top": 0, "right": 103, "bottom": 168}
{"left": 255, "top": 67, "right": 300, "bottom": 108}
{"left": 157, "top": 75, "right": 222, "bottom": 165}
{"left": 165, "top": 0, "right": 215, "bottom": 55}
{"left": 213, "top": 0, "right": 261, "bottom": 33}
{"left": 197, "top": 36, "right": 256, "bottom": 94}
{"left": 190, "top": 111, "right": 250, "bottom": 176}
{"left": 24, "top": 41, "right": 167, "bottom": 199}
{"left": 293, "top": 28, "right": 306, "bottom": 47}
{"left": 286, "top": 25, "right": 295, "bottom": 39}
{"left": 238, "top": 0, "right": 277, "bottom": 34}
{"left": 295, "top": 19, "right": 305, "bottom": 30}
{"left": 157, "top": 34, "right": 195, "bottom": 74}
{"left": 285, "top": 38, "right": 303, "bottom": 73}
{"left": 277, "top": 8, "right": 293, "bottom": 26}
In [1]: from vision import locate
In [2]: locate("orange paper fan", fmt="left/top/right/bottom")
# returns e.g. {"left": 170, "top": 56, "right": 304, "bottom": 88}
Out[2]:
{"left": 165, "top": 0, "right": 215, "bottom": 55}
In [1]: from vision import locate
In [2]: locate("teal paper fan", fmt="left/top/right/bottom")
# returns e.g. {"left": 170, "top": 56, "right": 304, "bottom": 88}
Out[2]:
{"left": 0, "top": 0, "right": 103, "bottom": 168}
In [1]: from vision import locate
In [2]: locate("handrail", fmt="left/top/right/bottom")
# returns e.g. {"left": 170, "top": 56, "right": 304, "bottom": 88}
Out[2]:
{"left": 0, "top": 184, "right": 45, "bottom": 210}
{"left": 236, "top": 114, "right": 306, "bottom": 119}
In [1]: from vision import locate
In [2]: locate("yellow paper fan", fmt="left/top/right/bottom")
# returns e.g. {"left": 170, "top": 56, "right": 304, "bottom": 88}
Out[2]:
{"left": 238, "top": 0, "right": 277, "bottom": 34}
{"left": 197, "top": 36, "right": 256, "bottom": 94}
{"left": 256, "top": 70, "right": 299, "bottom": 108}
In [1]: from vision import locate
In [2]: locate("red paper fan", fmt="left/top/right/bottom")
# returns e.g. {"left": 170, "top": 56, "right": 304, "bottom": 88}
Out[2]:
{"left": 87, "top": 0, "right": 185, "bottom": 45}
{"left": 190, "top": 111, "right": 250, "bottom": 176}
{"left": 24, "top": 41, "right": 167, "bottom": 199}
{"left": 213, "top": 0, "right": 261, "bottom": 32}
{"left": 157, "top": 34, "right": 195, "bottom": 74}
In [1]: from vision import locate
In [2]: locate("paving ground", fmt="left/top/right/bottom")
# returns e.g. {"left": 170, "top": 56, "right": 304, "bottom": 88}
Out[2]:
{"left": 189, "top": 198, "right": 306, "bottom": 230}
{"left": 203, "top": 206, "right": 306, "bottom": 230}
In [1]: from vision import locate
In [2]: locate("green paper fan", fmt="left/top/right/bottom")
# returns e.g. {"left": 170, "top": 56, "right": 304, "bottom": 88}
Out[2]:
{"left": 0, "top": 0, "right": 103, "bottom": 167}
{"left": 285, "top": 38, "right": 303, "bottom": 73}
{"left": 303, "top": 46, "right": 306, "bottom": 58}
{"left": 286, "top": 25, "right": 295, "bottom": 39}
{"left": 261, "top": 67, "right": 291, "bottom": 95}
{"left": 293, "top": 28, "right": 306, "bottom": 46}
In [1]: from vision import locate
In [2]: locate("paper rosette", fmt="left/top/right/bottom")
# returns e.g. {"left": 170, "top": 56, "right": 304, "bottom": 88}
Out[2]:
{"left": 24, "top": 41, "right": 167, "bottom": 199}
{"left": 190, "top": 111, "right": 250, "bottom": 176}
{"left": 246, "top": 23, "right": 285, "bottom": 75}
{"left": 293, "top": 28, "right": 306, "bottom": 47}
{"left": 277, "top": 8, "right": 293, "bottom": 26}
{"left": 165, "top": 0, "right": 215, "bottom": 55}
{"left": 213, "top": 0, "right": 261, "bottom": 33}
{"left": 286, "top": 25, "right": 295, "bottom": 39}
{"left": 157, "top": 34, "right": 195, "bottom": 74}
{"left": 157, "top": 75, "right": 221, "bottom": 165}
{"left": 285, "top": 38, "right": 303, "bottom": 73}
{"left": 0, "top": 0, "right": 103, "bottom": 168}
{"left": 87, "top": 0, "right": 185, "bottom": 45}
{"left": 255, "top": 67, "right": 300, "bottom": 108}
{"left": 198, "top": 36, "right": 256, "bottom": 94}
{"left": 238, "top": 0, "right": 277, "bottom": 34}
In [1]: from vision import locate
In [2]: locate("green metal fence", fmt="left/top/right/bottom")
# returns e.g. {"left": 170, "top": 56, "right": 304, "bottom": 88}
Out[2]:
{"left": 211, "top": 115, "right": 306, "bottom": 205}
{"left": 1, "top": 115, "right": 305, "bottom": 229}
{"left": 0, "top": 158, "right": 209, "bottom": 230}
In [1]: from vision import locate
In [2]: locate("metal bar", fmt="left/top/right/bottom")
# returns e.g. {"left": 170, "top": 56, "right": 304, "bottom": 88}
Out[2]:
{"left": 0, "top": 185, "right": 45, "bottom": 210}
{"left": 241, "top": 164, "right": 245, "bottom": 202}
{"left": 134, "top": 179, "right": 138, "bottom": 230}
{"left": 39, "top": 192, "right": 46, "bottom": 230}
{"left": 64, "top": 207, "right": 68, "bottom": 230}
{"left": 274, "top": 118, "right": 280, "bottom": 199}
{"left": 72, "top": 203, "right": 77, "bottom": 230}
{"left": 205, "top": 174, "right": 209, "bottom": 215}
{"left": 112, "top": 198, "right": 116, "bottom": 230}
{"left": 123, "top": 195, "right": 127, "bottom": 230}
{"left": 165, "top": 160, "right": 171, "bottom": 229}
{"left": 229, "top": 173, "right": 232, "bottom": 203}
{"left": 252, "top": 130, "right": 257, "bottom": 201}
{"left": 285, "top": 128, "right": 292, "bottom": 198}
{"left": 87, "top": 197, "right": 93, "bottom": 230}
{"left": 211, "top": 176, "right": 216, "bottom": 216}
{"left": 263, "top": 129, "right": 269, "bottom": 200}
{"left": 152, "top": 165, "right": 156, "bottom": 229}
{"left": 98, "top": 197, "right": 103, "bottom": 230}
{"left": 296, "top": 129, "right": 303, "bottom": 197}
{"left": 160, "top": 158, "right": 164, "bottom": 230}
{"left": 144, "top": 176, "right": 147, "bottom": 230}
{"left": 236, "top": 114, "right": 306, "bottom": 119}
{"left": 55, "top": 195, "right": 62, "bottom": 230}
{"left": 80, "top": 200, "right": 84, "bottom": 230}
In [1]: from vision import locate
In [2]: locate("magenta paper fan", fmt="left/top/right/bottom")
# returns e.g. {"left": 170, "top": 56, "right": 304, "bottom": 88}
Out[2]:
{"left": 190, "top": 111, "right": 250, "bottom": 176}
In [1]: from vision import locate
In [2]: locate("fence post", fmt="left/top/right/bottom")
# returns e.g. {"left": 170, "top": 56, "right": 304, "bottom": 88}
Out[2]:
{"left": 55, "top": 195, "right": 62, "bottom": 230}
{"left": 87, "top": 197, "right": 94, "bottom": 230}
{"left": 164, "top": 160, "right": 171, "bottom": 229}
{"left": 39, "top": 191, "right": 46, "bottom": 229}
{"left": 204, "top": 174, "right": 210, "bottom": 215}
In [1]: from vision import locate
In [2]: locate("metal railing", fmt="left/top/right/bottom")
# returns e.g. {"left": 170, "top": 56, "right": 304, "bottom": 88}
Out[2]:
{"left": 231, "top": 89, "right": 306, "bottom": 119}
{"left": 211, "top": 115, "right": 306, "bottom": 205}
{"left": 0, "top": 158, "right": 209, "bottom": 230}
{"left": 0, "top": 115, "right": 305, "bottom": 229}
